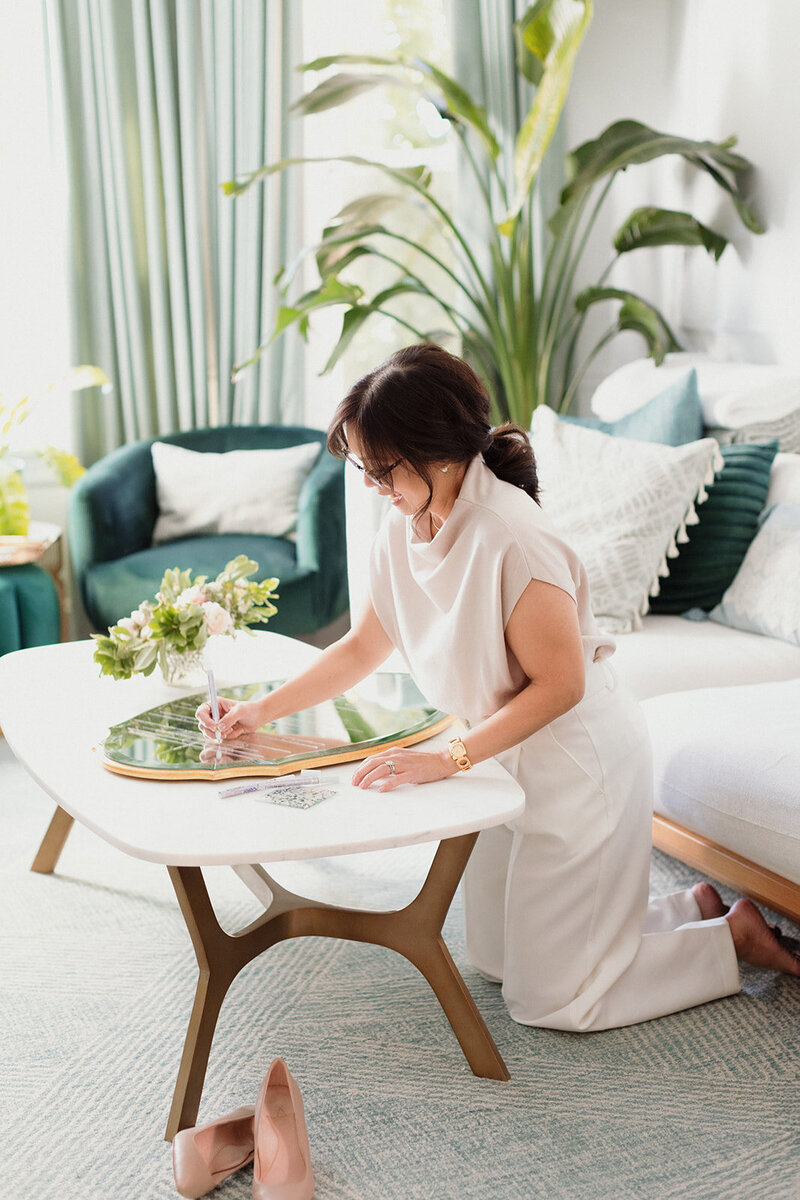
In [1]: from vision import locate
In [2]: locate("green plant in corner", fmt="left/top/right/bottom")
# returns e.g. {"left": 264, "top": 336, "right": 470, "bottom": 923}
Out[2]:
{"left": 0, "top": 366, "right": 111, "bottom": 536}
{"left": 224, "top": 0, "right": 763, "bottom": 426}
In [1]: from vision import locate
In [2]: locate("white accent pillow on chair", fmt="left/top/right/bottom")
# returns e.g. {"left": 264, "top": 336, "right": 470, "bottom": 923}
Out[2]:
{"left": 151, "top": 441, "right": 321, "bottom": 544}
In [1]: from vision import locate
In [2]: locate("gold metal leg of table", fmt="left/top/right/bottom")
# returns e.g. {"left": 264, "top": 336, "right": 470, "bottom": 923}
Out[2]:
{"left": 165, "top": 831, "right": 509, "bottom": 1142}
{"left": 31, "top": 805, "right": 75, "bottom": 874}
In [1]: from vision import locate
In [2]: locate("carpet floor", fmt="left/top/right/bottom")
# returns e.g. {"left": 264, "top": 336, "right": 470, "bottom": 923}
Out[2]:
{"left": 2, "top": 737, "right": 799, "bottom": 1200}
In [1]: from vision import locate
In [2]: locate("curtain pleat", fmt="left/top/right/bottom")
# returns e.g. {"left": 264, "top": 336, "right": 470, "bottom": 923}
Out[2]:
{"left": 47, "top": 0, "right": 302, "bottom": 462}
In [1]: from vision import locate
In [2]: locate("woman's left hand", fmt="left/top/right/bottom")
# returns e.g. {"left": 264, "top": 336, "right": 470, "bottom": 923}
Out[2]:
{"left": 351, "top": 747, "right": 454, "bottom": 790}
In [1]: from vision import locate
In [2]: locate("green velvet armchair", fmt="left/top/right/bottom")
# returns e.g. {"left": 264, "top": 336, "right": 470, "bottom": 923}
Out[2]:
{"left": 68, "top": 425, "right": 348, "bottom": 638}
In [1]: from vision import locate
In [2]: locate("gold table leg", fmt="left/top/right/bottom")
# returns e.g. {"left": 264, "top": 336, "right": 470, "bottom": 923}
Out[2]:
{"left": 165, "top": 831, "right": 509, "bottom": 1142}
{"left": 31, "top": 806, "right": 75, "bottom": 874}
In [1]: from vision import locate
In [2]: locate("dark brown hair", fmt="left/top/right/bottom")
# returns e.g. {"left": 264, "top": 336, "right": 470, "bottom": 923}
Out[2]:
{"left": 327, "top": 344, "right": 539, "bottom": 520}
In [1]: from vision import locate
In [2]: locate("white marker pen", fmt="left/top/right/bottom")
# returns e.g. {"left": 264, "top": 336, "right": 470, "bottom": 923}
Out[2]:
{"left": 218, "top": 772, "right": 321, "bottom": 798}
{"left": 207, "top": 669, "right": 222, "bottom": 744}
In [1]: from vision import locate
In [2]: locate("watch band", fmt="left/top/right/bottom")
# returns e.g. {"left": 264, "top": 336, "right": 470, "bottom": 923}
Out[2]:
{"left": 448, "top": 736, "right": 472, "bottom": 772}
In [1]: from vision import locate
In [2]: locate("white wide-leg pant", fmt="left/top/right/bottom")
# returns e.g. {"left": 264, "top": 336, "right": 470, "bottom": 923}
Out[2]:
{"left": 462, "top": 660, "right": 740, "bottom": 1031}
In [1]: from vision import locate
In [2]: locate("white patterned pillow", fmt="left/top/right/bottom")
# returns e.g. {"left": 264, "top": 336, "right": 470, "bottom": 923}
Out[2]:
{"left": 709, "top": 503, "right": 800, "bottom": 646}
{"left": 706, "top": 407, "right": 800, "bottom": 454}
{"left": 529, "top": 406, "right": 722, "bottom": 633}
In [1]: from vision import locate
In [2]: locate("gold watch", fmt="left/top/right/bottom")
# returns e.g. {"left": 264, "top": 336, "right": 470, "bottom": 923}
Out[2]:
{"left": 448, "top": 736, "right": 472, "bottom": 772}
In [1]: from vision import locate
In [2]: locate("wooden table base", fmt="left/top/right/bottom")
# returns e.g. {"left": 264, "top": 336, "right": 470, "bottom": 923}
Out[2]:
{"left": 165, "top": 832, "right": 509, "bottom": 1141}
{"left": 30, "top": 809, "right": 509, "bottom": 1141}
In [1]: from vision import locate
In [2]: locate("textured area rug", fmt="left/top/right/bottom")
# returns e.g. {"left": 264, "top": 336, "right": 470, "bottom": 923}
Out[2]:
{"left": 2, "top": 738, "right": 799, "bottom": 1200}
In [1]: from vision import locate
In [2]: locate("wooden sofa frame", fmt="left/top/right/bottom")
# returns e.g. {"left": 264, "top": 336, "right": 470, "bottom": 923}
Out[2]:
{"left": 653, "top": 815, "right": 800, "bottom": 925}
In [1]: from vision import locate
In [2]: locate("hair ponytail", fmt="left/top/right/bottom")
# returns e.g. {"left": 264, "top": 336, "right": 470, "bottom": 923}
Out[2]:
{"left": 483, "top": 423, "right": 539, "bottom": 502}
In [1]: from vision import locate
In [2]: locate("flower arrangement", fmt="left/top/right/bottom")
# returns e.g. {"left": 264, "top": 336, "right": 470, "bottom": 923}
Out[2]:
{"left": 92, "top": 555, "right": 279, "bottom": 681}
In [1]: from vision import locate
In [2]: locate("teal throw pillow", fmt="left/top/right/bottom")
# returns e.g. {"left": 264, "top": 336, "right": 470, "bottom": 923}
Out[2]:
{"left": 563, "top": 370, "right": 702, "bottom": 446}
{"left": 649, "top": 441, "right": 779, "bottom": 613}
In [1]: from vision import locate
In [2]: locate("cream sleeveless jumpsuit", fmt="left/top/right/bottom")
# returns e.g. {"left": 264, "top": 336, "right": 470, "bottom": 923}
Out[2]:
{"left": 369, "top": 455, "right": 740, "bottom": 1031}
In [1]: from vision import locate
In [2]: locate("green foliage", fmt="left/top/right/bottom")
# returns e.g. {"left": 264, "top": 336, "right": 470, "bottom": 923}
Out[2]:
{"left": 0, "top": 366, "right": 110, "bottom": 536}
{"left": 225, "top": 3, "right": 763, "bottom": 425}
{"left": 92, "top": 556, "right": 280, "bottom": 681}
{"left": 0, "top": 466, "right": 29, "bottom": 536}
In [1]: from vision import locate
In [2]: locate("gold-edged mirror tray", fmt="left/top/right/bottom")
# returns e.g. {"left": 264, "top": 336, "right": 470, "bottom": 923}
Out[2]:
{"left": 101, "top": 673, "right": 454, "bottom": 780}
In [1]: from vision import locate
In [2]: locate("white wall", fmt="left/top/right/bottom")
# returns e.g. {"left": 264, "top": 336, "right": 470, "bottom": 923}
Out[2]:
{"left": 562, "top": 0, "right": 800, "bottom": 401}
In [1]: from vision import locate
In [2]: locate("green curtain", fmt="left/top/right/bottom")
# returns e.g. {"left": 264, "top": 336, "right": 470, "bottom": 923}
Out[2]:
{"left": 446, "top": 0, "right": 565, "bottom": 297}
{"left": 45, "top": 0, "right": 303, "bottom": 464}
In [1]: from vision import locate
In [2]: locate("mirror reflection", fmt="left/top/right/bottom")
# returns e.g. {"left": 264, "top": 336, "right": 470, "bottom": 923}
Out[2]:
{"left": 102, "top": 674, "right": 451, "bottom": 777}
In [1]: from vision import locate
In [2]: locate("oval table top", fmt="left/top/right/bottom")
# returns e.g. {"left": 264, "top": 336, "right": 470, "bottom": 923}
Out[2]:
{"left": 0, "top": 633, "right": 525, "bottom": 866}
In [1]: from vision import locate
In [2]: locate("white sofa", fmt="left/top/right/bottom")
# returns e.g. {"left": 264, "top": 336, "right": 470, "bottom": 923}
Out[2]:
{"left": 603, "top": 432, "right": 800, "bottom": 923}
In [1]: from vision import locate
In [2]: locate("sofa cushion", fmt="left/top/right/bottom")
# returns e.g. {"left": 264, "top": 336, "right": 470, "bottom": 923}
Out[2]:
{"left": 590, "top": 354, "right": 800, "bottom": 432}
{"left": 563, "top": 370, "right": 702, "bottom": 445}
{"left": 642, "top": 680, "right": 800, "bottom": 885}
{"left": 649, "top": 441, "right": 778, "bottom": 613}
{"left": 529, "top": 405, "right": 722, "bottom": 633}
{"left": 709, "top": 502, "right": 800, "bottom": 646}
{"left": 610, "top": 614, "right": 800, "bottom": 701}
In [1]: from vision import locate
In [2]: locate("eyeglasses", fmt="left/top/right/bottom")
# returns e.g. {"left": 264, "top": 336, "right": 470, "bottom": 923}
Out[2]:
{"left": 345, "top": 452, "right": 402, "bottom": 488}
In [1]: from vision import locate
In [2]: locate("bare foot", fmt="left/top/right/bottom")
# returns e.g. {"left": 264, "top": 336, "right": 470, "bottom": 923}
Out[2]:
{"left": 692, "top": 881, "right": 728, "bottom": 920}
{"left": 726, "top": 898, "right": 800, "bottom": 976}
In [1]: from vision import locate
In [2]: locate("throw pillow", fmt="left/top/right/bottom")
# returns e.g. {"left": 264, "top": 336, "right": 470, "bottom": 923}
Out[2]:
{"left": 151, "top": 441, "right": 321, "bottom": 544}
{"left": 706, "top": 407, "right": 800, "bottom": 454}
{"left": 529, "top": 406, "right": 722, "bottom": 633}
{"left": 649, "top": 441, "right": 779, "bottom": 613}
{"left": 562, "top": 370, "right": 702, "bottom": 446}
{"left": 590, "top": 354, "right": 800, "bottom": 430}
{"left": 709, "top": 503, "right": 800, "bottom": 646}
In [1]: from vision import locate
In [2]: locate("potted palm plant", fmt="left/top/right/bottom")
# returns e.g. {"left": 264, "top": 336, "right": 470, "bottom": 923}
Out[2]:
{"left": 224, "top": 0, "right": 762, "bottom": 425}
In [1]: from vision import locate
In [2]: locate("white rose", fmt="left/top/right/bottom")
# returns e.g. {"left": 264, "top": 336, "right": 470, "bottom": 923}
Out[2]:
{"left": 202, "top": 601, "right": 233, "bottom": 636}
{"left": 177, "top": 585, "right": 207, "bottom": 608}
{"left": 117, "top": 616, "right": 138, "bottom": 634}
{"left": 131, "top": 603, "right": 151, "bottom": 628}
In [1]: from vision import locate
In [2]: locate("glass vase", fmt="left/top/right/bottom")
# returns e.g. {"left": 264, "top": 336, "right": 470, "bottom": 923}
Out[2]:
{"left": 160, "top": 644, "right": 209, "bottom": 689}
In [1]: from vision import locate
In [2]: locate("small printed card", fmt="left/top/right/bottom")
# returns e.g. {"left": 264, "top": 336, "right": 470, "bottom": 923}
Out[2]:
{"left": 245, "top": 783, "right": 336, "bottom": 809}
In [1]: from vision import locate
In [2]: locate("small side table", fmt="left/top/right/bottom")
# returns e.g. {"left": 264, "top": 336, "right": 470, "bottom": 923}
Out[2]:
{"left": 0, "top": 521, "right": 66, "bottom": 648}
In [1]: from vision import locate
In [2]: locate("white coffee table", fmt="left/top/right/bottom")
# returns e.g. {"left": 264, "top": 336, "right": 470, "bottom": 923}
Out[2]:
{"left": 0, "top": 634, "right": 524, "bottom": 1139}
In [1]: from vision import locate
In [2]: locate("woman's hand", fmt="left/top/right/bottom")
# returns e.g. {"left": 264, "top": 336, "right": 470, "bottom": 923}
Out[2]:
{"left": 195, "top": 696, "right": 270, "bottom": 741}
{"left": 351, "top": 746, "right": 455, "bottom": 791}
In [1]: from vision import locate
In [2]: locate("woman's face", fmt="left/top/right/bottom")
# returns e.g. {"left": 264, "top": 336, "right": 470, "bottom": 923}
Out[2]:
{"left": 346, "top": 430, "right": 430, "bottom": 517}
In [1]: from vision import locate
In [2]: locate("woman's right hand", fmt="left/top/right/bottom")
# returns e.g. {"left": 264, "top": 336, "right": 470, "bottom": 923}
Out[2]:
{"left": 195, "top": 696, "right": 271, "bottom": 740}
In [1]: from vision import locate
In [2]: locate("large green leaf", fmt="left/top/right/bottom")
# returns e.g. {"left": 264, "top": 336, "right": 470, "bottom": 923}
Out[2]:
{"left": 291, "top": 72, "right": 405, "bottom": 116}
{"left": 575, "top": 286, "right": 681, "bottom": 364}
{"left": 411, "top": 59, "right": 499, "bottom": 160}
{"left": 222, "top": 156, "right": 432, "bottom": 199}
{"left": 321, "top": 279, "right": 431, "bottom": 374}
{"left": 0, "top": 465, "right": 29, "bottom": 535}
{"left": 231, "top": 277, "right": 364, "bottom": 378}
{"left": 500, "top": 0, "right": 593, "bottom": 233}
{"left": 296, "top": 53, "right": 499, "bottom": 160}
{"left": 614, "top": 207, "right": 728, "bottom": 260}
{"left": 561, "top": 120, "right": 763, "bottom": 232}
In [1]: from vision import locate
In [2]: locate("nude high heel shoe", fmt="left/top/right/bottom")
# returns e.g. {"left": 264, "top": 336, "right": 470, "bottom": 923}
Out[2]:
{"left": 172, "top": 1105, "right": 256, "bottom": 1198}
{"left": 252, "top": 1059, "right": 314, "bottom": 1200}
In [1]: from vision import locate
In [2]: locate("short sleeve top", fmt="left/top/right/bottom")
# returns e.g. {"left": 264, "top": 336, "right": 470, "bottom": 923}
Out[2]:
{"left": 368, "top": 455, "right": 615, "bottom": 725}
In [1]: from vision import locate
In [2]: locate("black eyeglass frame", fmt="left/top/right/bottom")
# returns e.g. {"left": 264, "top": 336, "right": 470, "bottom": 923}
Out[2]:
{"left": 344, "top": 452, "right": 403, "bottom": 488}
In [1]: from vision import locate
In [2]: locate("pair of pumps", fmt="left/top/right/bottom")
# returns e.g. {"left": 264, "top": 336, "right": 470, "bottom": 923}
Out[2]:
{"left": 172, "top": 1058, "right": 314, "bottom": 1199}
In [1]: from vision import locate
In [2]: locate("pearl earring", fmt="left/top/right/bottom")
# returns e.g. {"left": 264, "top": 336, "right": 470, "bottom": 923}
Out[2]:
{"left": 441, "top": 466, "right": 449, "bottom": 473}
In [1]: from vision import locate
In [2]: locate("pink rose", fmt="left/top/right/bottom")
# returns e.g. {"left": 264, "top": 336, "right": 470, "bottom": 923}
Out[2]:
{"left": 202, "top": 601, "right": 233, "bottom": 636}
